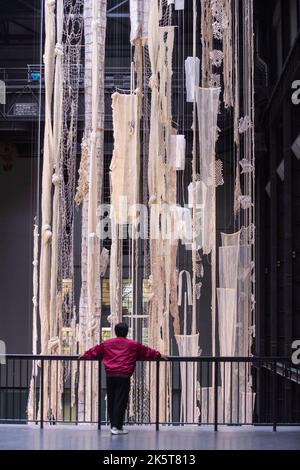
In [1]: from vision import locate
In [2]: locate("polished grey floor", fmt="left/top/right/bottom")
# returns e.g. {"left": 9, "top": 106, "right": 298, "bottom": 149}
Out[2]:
{"left": 0, "top": 425, "right": 299, "bottom": 450}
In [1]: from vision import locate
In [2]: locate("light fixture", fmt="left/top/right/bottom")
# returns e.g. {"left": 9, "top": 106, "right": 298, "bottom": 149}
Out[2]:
{"left": 292, "top": 134, "right": 300, "bottom": 160}
{"left": 265, "top": 181, "right": 271, "bottom": 197}
{"left": 276, "top": 160, "right": 284, "bottom": 181}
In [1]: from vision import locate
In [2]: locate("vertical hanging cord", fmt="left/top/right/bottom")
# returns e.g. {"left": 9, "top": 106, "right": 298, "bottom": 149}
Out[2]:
{"left": 130, "top": 230, "right": 133, "bottom": 339}
{"left": 129, "top": 45, "right": 133, "bottom": 335}
{"left": 33, "top": 0, "right": 44, "bottom": 352}
{"left": 181, "top": 7, "right": 185, "bottom": 207}
{"left": 130, "top": 59, "right": 135, "bottom": 94}
{"left": 130, "top": 44, "right": 135, "bottom": 338}
{"left": 191, "top": 0, "right": 197, "bottom": 334}
{"left": 211, "top": 5, "right": 218, "bottom": 360}
{"left": 234, "top": 0, "right": 240, "bottom": 231}
{"left": 36, "top": 0, "right": 44, "bottom": 231}
{"left": 250, "top": 0, "right": 256, "bottom": 349}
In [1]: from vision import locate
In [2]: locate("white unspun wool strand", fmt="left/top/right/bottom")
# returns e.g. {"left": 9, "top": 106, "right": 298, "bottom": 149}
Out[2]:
{"left": 39, "top": 0, "right": 56, "bottom": 357}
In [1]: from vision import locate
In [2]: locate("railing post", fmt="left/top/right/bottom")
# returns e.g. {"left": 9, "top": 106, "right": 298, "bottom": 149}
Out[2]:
{"left": 156, "top": 359, "right": 160, "bottom": 431}
{"left": 214, "top": 359, "right": 218, "bottom": 432}
{"left": 272, "top": 360, "right": 277, "bottom": 432}
{"left": 40, "top": 358, "right": 44, "bottom": 429}
{"left": 98, "top": 360, "right": 101, "bottom": 430}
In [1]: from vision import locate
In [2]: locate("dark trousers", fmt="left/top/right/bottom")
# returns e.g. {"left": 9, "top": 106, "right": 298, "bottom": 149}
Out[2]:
{"left": 106, "top": 376, "right": 130, "bottom": 429}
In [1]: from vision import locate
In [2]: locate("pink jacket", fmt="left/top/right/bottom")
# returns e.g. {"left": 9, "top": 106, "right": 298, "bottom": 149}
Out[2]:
{"left": 83, "top": 337, "right": 161, "bottom": 377}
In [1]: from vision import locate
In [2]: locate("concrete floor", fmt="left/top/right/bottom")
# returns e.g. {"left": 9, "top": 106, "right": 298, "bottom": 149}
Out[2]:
{"left": 0, "top": 424, "right": 299, "bottom": 450}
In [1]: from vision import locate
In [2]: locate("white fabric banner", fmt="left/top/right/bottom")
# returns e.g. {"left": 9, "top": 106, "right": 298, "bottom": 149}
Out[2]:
{"left": 185, "top": 57, "right": 200, "bottom": 102}
{"left": 129, "top": 0, "right": 150, "bottom": 44}
{"left": 175, "top": 206, "right": 192, "bottom": 245}
{"left": 110, "top": 92, "right": 140, "bottom": 224}
{"left": 175, "top": 334, "right": 199, "bottom": 423}
{"left": 168, "top": 134, "right": 186, "bottom": 170}
{"left": 175, "top": 0, "right": 185, "bottom": 10}
{"left": 196, "top": 86, "right": 220, "bottom": 254}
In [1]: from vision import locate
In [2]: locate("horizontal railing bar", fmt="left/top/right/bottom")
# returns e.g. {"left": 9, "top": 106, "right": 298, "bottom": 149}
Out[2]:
{"left": 1, "top": 420, "right": 299, "bottom": 426}
{"left": 2, "top": 354, "right": 295, "bottom": 363}
{"left": 1, "top": 354, "right": 299, "bottom": 427}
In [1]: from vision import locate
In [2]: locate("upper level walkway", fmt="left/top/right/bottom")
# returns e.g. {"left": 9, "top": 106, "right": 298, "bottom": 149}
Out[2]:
{"left": 0, "top": 424, "right": 299, "bottom": 450}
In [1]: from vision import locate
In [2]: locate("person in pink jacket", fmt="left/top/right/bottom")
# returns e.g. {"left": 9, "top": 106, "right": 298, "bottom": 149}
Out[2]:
{"left": 81, "top": 322, "right": 164, "bottom": 435}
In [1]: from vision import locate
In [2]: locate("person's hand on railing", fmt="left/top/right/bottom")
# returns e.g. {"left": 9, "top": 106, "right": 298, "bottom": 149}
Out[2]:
{"left": 160, "top": 355, "right": 169, "bottom": 361}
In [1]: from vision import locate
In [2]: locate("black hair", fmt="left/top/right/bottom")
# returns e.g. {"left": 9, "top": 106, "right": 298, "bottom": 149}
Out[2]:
{"left": 115, "top": 322, "right": 129, "bottom": 338}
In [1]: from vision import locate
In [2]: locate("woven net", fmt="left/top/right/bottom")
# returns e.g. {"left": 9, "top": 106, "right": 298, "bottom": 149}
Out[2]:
{"left": 58, "top": 0, "right": 84, "bottom": 325}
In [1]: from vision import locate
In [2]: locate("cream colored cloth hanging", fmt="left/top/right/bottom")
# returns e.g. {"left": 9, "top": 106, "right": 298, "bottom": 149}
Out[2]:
{"left": 217, "top": 287, "right": 237, "bottom": 356}
{"left": 188, "top": 181, "right": 207, "bottom": 250}
{"left": 78, "top": 0, "right": 107, "bottom": 424}
{"left": 129, "top": 0, "right": 150, "bottom": 45}
{"left": 175, "top": 334, "right": 199, "bottom": 423}
{"left": 87, "top": 0, "right": 104, "bottom": 327}
{"left": 147, "top": 1, "right": 175, "bottom": 424}
{"left": 158, "top": 26, "right": 174, "bottom": 128}
{"left": 148, "top": 0, "right": 160, "bottom": 205}
{"left": 109, "top": 221, "right": 122, "bottom": 323}
{"left": 219, "top": 246, "right": 239, "bottom": 290}
{"left": 39, "top": 0, "right": 56, "bottom": 356}
{"left": 99, "top": 247, "right": 109, "bottom": 277}
{"left": 221, "top": 229, "right": 241, "bottom": 247}
{"left": 237, "top": 244, "right": 252, "bottom": 357}
{"left": 200, "top": 0, "right": 213, "bottom": 87}
{"left": 195, "top": 86, "right": 220, "bottom": 254}
{"left": 166, "top": 136, "right": 180, "bottom": 336}
{"left": 148, "top": 20, "right": 174, "bottom": 205}
{"left": 168, "top": 134, "right": 186, "bottom": 171}
{"left": 219, "top": 232, "right": 254, "bottom": 422}
{"left": 222, "top": 0, "right": 234, "bottom": 107}
{"left": 188, "top": 181, "right": 207, "bottom": 207}
{"left": 185, "top": 57, "right": 200, "bottom": 102}
{"left": 49, "top": 0, "right": 64, "bottom": 346}
{"left": 178, "top": 270, "right": 192, "bottom": 306}
{"left": 32, "top": 224, "right": 39, "bottom": 355}
{"left": 217, "top": 287, "right": 237, "bottom": 422}
{"left": 200, "top": 386, "right": 222, "bottom": 424}
{"left": 27, "top": 224, "right": 39, "bottom": 421}
{"left": 110, "top": 92, "right": 140, "bottom": 224}
{"left": 217, "top": 288, "right": 238, "bottom": 421}
{"left": 36, "top": 0, "right": 56, "bottom": 424}
{"left": 47, "top": 1, "right": 64, "bottom": 420}
{"left": 175, "top": 0, "right": 184, "bottom": 10}
{"left": 175, "top": 206, "right": 192, "bottom": 245}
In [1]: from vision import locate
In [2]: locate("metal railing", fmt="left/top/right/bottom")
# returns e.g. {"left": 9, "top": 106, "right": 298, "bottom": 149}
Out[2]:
{"left": 0, "top": 355, "right": 299, "bottom": 430}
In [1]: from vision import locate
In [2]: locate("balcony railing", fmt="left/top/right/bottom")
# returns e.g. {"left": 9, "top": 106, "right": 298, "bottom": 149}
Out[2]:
{"left": 0, "top": 355, "right": 299, "bottom": 430}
